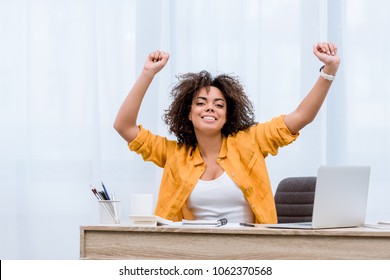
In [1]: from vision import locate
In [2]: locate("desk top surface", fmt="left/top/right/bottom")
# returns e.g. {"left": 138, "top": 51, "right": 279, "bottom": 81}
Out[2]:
{"left": 80, "top": 224, "right": 390, "bottom": 237}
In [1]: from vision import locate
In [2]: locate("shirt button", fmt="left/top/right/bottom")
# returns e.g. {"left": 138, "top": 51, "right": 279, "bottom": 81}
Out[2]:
{"left": 251, "top": 205, "right": 255, "bottom": 209}
{"left": 231, "top": 173, "right": 235, "bottom": 177}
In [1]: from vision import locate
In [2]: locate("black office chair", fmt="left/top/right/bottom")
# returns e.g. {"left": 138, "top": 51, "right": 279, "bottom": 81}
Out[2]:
{"left": 274, "top": 177, "right": 316, "bottom": 223}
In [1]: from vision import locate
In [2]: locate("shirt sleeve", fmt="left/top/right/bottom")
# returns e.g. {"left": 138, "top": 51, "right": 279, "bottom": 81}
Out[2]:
{"left": 255, "top": 115, "right": 299, "bottom": 157}
{"left": 128, "top": 125, "right": 177, "bottom": 168}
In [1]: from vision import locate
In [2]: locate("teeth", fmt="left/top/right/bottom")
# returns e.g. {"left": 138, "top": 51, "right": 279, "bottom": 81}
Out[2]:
{"left": 203, "top": 116, "right": 215, "bottom": 120}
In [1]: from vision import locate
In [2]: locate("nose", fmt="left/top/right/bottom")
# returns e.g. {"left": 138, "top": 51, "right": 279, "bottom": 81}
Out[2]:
{"left": 205, "top": 105, "right": 214, "bottom": 112}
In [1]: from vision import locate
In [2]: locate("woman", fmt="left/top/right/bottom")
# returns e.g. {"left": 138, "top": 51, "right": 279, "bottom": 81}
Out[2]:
{"left": 114, "top": 43, "right": 340, "bottom": 223}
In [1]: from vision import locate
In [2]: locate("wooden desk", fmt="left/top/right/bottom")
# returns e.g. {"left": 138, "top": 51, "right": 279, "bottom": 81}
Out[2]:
{"left": 80, "top": 225, "right": 390, "bottom": 259}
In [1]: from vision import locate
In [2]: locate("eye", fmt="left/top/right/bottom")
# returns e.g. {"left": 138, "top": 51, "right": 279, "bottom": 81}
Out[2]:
{"left": 215, "top": 103, "right": 224, "bottom": 108}
{"left": 196, "top": 102, "right": 205, "bottom": 106}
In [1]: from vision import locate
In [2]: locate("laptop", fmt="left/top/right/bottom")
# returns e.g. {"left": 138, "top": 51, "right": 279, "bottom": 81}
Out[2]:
{"left": 265, "top": 166, "right": 370, "bottom": 229}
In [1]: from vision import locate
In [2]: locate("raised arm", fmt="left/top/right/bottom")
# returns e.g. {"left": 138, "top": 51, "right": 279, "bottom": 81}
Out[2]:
{"left": 114, "top": 50, "right": 170, "bottom": 142}
{"left": 284, "top": 42, "right": 340, "bottom": 135}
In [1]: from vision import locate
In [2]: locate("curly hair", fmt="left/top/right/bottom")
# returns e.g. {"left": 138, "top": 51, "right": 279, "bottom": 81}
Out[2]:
{"left": 163, "top": 70, "right": 256, "bottom": 148}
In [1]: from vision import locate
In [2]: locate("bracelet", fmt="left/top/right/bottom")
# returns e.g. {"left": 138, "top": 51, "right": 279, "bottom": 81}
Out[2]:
{"left": 319, "top": 65, "right": 336, "bottom": 81}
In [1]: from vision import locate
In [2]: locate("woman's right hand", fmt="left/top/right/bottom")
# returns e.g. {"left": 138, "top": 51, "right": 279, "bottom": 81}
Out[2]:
{"left": 144, "top": 50, "right": 170, "bottom": 75}
{"left": 114, "top": 50, "right": 170, "bottom": 143}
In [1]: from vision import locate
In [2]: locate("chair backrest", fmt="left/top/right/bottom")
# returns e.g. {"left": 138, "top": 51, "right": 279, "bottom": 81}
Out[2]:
{"left": 274, "top": 177, "right": 316, "bottom": 223}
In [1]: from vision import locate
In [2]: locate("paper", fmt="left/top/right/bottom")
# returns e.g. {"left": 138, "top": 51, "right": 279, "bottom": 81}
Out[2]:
{"left": 181, "top": 218, "right": 228, "bottom": 227}
{"left": 128, "top": 215, "right": 177, "bottom": 227}
{"left": 364, "top": 223, "right": 390, "bottom": 229}
{"left": 128, "top": 215, "right": 228, "bottom": 227}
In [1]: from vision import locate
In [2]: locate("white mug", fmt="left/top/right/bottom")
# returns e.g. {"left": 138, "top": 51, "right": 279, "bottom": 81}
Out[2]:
{"left": 130, "top": 194, "right": 154, "bottom": 216}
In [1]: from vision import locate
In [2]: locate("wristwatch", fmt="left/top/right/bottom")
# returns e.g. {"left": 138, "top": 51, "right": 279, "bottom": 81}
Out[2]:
{"left": 319, "top": 65, "right": 336, "bottom": 81}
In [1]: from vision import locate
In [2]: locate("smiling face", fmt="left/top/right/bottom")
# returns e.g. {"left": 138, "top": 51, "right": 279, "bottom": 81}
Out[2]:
{"left": 189, "top": 86, "right": 227, "bottom": 136}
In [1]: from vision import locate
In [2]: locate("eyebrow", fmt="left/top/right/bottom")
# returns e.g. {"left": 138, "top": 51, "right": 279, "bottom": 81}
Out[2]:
{"left": 194, "top": 96, "right": 226, "bottom": 103}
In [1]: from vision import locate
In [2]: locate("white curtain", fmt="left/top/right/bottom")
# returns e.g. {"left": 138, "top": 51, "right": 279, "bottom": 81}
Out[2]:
{"left": 0, "top": 0, "right": 389, "bottom": 259}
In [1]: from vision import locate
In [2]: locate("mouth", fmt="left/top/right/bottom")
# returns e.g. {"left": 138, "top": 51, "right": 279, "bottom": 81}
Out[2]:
{"left": 202, "top": 115, "right": 217, "bottom": 121}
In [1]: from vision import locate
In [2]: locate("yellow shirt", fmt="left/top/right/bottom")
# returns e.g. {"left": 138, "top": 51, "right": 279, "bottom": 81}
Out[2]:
{"left": 128, "top": 115, "right": 299, "bottom": 223}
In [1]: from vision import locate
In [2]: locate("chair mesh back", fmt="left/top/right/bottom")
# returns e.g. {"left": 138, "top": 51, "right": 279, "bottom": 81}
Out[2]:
{"left": 274, "top": 177, "right": 316, "bottom": 223}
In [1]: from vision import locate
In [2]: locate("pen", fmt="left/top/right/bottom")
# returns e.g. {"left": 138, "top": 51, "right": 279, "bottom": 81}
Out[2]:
{"left": 239, "top": 222, "right": 256, "bottom": 227}
{"left": 111, "top": 193, "right": 119, "bottom": 223}
{"left": 90, "top": 185, "right": 101, "bottom": 200}
{"left": 99, "top": 191, "right": 109, "bottom": 200}
{"left": 101, "top": 181, "right": 111, "bottom": 200}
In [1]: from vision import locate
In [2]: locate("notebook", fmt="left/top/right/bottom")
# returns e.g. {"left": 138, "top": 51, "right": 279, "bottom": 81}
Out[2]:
{"left": 265, "top": 166, "right": 371, "bottom": 229}
{"left": 128, "top": 215, "right": 228, "bottom": 227}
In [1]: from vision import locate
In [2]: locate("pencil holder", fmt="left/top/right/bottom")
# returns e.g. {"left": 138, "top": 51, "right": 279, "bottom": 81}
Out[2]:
{"left": 98, "top": 200, "right": 121, "bottom": 224}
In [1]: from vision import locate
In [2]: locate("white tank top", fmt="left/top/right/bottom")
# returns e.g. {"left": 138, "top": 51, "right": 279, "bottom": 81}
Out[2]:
{"left": 187, "top": 172, "right": 255, "bottom": 223}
